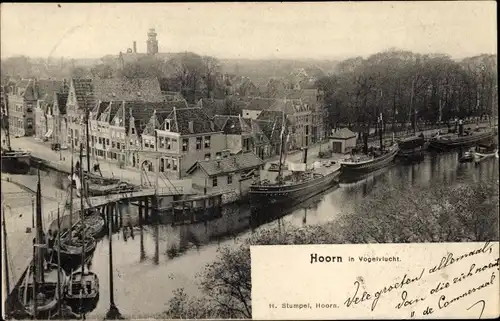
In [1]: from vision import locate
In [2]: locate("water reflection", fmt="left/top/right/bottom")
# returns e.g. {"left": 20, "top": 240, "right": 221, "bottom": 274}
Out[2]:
{"left": 8, "top": 152, "right": 498, "bottom": 318}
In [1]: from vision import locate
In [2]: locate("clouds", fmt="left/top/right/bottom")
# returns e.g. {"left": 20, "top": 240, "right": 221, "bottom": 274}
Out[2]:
{"left": 1, "top": 2, "right": 496, "bottom": 60}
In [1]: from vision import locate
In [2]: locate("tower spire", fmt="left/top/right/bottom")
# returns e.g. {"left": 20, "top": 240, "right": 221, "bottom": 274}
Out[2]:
{"left": 147, "top": 28, "right": 158, "bottom": 55}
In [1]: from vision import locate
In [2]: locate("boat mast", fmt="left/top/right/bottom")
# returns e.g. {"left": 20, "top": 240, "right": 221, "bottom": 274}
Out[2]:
{"left": 85, "top": 96, "right": 91, "bottom": 173}
{"left": 32, "top": 170, "right": 44, "bottom": 319}
{"left": 379, "top": 113, "right": 384, "bottom": 151}
{"left": 277, "top": 111, "right": 287, "bottom": 183}
{"left": 410, "top": 78, "right": 416, "bottom": 136}
{"left": 3, "top": 85, "right": 12, "bottom": 150}
{"left": 35, "top": 170, "right": 45, "bottom": 284}
{"left": 56, "top": 207, "right": 62, "bottom": 318}
{"left": 79, "top": 143, "right": 86, "bottom": 318}
{"left": 2, "top": 201, "right": 10, "bottom": 295}
{"left": 70, "top": 131, "right": 74, "bottom": 230}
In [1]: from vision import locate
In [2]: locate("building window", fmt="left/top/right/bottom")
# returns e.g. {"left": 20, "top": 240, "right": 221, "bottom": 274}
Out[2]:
{"left": 131, "top": 127, "right": 135, "bottom": 134}
{"left": 227, "top": 175, "right": 233, "bottom": 185}
{"left": 196, "top": 137, "right": 202, "bottom": 150}
{"left": 204, "top": 136, "right": 211, "bottom": 148}
{"left": 172, "top": 159, "right": 178, "bottom": 170}
{"left": 117, "top": 142, "right": 121, "bottom": 149}
{"left": 204, "top": 153, "right": 210, "bottom": 161}
{"left": 166, "top": 159, "right": 171, "bottom": 169}
{"left": 215, "top": 152, "right": 222, "bottom": 159}
{"left": 182, "top": 138, "right": 189, "bottom": 152}
{"left": 212, "top": 177, "right": 218, "bottom": 187}
{"left": 106, "top": 139, "right": 110, "bottom": 146}
{"left": 145, "top": 141, "right": 150, "bottom": 148}
{"left": 112, "top": 142, "right": 116, "bottom": 148}
{"left": 166, "top": 138, "right": 171, "bottom": 149}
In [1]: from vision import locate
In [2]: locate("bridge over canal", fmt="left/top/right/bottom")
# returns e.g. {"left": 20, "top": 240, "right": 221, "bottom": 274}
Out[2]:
{"left": 2, "top": 182, "right": 194, "bottom": 310}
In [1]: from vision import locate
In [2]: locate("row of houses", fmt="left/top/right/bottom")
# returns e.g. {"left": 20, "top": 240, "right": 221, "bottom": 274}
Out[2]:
{"left": 5, "top": 78, "right": 326, "bottom": 186}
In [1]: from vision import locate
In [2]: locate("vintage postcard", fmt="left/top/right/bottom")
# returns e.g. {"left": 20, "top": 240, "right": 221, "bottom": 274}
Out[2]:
{"left": 1, "top": 1, "right": 498, "bottom": 320}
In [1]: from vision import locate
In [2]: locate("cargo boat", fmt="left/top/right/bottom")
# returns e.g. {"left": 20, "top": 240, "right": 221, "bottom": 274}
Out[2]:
{"left": 339, "top": 143, "right": 399, "bottom": 174}
{"left": 249, "top": 112, "right": 340, "bottom": 214}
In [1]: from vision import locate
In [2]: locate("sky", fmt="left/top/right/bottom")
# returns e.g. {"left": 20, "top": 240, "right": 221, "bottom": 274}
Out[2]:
{"left": 0, "top": 2, "right": 497, "bottom": 61}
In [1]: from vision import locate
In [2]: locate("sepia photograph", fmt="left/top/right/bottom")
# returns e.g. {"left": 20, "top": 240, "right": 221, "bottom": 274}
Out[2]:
{"left": 1, "top": 2, "right": 498, "bottom": 319}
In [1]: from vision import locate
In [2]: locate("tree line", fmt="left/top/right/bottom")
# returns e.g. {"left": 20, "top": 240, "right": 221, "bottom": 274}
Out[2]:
{"left": 316, "top": 50, "right": 498, "bottom": 133}
{"left": 1, "top": 53, "right": 229, "bottom": 104}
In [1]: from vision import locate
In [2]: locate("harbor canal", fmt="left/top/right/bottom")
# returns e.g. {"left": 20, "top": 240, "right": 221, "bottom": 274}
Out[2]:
{"left": 2, "top": 150, "right": 498, "bottom": 318}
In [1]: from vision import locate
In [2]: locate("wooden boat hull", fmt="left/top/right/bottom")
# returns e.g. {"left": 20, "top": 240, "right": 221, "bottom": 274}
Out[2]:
{"left": 396, "top": 143, "right": 428, "bottom": 163}
{"left": 64, "top": 271, "right": 99, "bottom": 314}
{"left": 429, "top": 131, "right": 494, "bottom": 150}
{"left": 340, "top": 147, "right": 399, "bottom": 174}
{"left": 1, "top": 150, "right": 31, "bottom": 174}
{"left": 54, "top": 238, "right": 97, "bottom": 272}
{"left": 249, "top": 168, "right": 341, "bottom": 215}
{"left": 82, "top": 214, "right": 106, "bottom": 238}
{"left": 16, "top": 266, "right": 66, "bottom": 319}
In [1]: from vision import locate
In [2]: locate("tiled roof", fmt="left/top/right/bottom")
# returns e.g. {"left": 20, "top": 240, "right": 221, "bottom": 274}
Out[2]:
{"left": 158, "top": 77, "right": 182, "bottom": 92}
{"left": 93, "top": 78, "right": 164, "bottom": 102}
{"left": 91, "top": 101, "right": 110, "bottom": 120}
{"left": 242, "top": 118, "right": 269, "bottom": 146}
{"left": 198, "top": 98, "right": 226, "bottom": 117}
{"left": 186, "top": 151, "right": 264, "bottom": 177}
{"left": 124, "top": 101, "right": 179, "bottom": 135}
{"left": 108, "top": 101, "right": 124, "bottom": 125}
{"left": 270, "top": 98, "right": 308, "bottom": 114}
{"left": 244, "top": 98, "right": 276, "bottom": 111}
{"left": 213, "top": 115, "right": 252, "bottom": 135}
{"left": 35, "top": 79, "right": 63, "bottom": 101}
{"left": 55, "top": 93, "right": 68, "bottom": 115}
{"left": 166, "top": 107, "right": 221, "bottom": 135}
{"left": 256, "top": 110, "right": 287, "bottom": 144}
{"left": 257, "top": 110, "right": 284, "bottom": 122}
{"left": 71, "top": 78, "right": 95, "bottom": 110}
{"left": 331, "top": 127, "right": 356, "bottom": 139}
{"left": 15, "top": 79, "right": 36, "bottom": 100}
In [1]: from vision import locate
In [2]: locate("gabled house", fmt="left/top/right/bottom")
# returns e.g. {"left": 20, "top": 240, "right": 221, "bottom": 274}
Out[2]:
{"left": 243, "top": 118, "right": 271, "bottom": 159}
{"left": 268, "top": 98, "right": 314, "bottom": 150}
{"left": 213, "top": 115, "right": 254, "bottom": 155}
{"left": 153, "top": 107, "right": 226, "bottom": 178}
{"left": 186, "top": 151, "right": 264, "bottom": 195}
{"left": 9, "top": 79, "right": 37, "bottom": 137}
{"left": 256, "top": 110, "right": 288, "bottom": 157}
{"left": 53, "top": 92, "right": 69, "bottom": 148}
{"left": 66, "top": 77, "right": 164, "bottom": 150}
{"left": 33, "top": 79, "right": 66, "bottom": 141}
{"left": 241, "top": 98, "right": 276, "bottom": 120}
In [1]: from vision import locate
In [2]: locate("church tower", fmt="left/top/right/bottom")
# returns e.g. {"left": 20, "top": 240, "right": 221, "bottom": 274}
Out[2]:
{"left": 147, "top": 28, "right": 159, "bottom": 54}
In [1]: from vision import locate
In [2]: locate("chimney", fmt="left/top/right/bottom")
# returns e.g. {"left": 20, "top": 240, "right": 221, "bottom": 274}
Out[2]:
{"left": 133, "top": 41, "right": 137, "bottom": 53}
{"left": 188, "top": 121, "right": 194, "bottom": 133}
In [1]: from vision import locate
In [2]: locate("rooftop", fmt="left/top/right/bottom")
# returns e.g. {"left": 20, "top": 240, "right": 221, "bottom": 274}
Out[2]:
{"left": 186, "top": 151, "right": 264, "bottom": 177}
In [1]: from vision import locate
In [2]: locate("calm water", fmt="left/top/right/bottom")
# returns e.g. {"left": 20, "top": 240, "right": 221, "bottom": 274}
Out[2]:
{"left": 5, "top": 151, "right": 499, "bottom": 318}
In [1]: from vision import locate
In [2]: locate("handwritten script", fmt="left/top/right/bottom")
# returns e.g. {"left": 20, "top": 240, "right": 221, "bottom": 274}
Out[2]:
{"left": 251, "top": 242, "right": 500, "bottom": 319}
{"left": 343, "top": 242, "right": 499, "bottom": 318}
